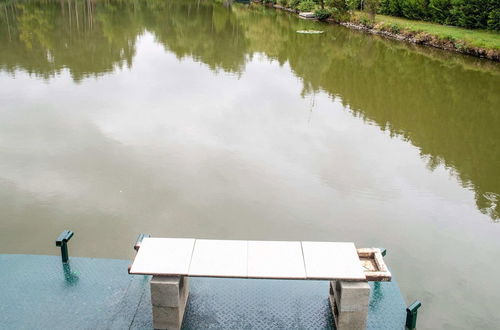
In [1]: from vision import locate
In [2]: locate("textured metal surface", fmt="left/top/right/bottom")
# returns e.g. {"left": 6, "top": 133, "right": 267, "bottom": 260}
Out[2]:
{"left": 183, "top": 278, "right": 333, "bottom": 329}
{"left": 367, "top": 281, "right": 407, "bottom": 329}
{"left": 0, "top": 254, "right": 406, "bottom": 329}
{"left": 0, "top": 254, "right": 147, "bottom": 330}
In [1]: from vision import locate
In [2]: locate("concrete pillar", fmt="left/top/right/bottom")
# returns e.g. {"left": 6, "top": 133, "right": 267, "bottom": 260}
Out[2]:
{"left": 329, "top": 280, "right": 370, "bottom": 330}
{"left": 150, "top": 275, "right": 189, "bottom": 330}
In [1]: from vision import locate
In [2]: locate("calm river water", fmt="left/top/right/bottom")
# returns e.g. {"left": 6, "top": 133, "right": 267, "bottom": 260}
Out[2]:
{"left": 1, "top": 0, "right": 499, "bottom": 328}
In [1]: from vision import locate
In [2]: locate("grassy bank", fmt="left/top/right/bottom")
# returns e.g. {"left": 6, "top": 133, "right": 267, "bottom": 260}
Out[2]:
{"left": 354, "top": 12, "right": 500, "bottom": 51}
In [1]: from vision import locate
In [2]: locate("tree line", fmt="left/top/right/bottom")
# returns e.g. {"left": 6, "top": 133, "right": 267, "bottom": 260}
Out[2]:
{"left": 273, "top": 0, "right": 499, "bottom": 31}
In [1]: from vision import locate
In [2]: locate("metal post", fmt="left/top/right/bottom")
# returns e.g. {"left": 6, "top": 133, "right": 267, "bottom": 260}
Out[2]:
{"left": 406, "top": 300, "right": 422, "bottom": 329}
{"left": 55, "top": 230, "right": 74, "bottom": 263}
{"left": 61, "top": 244, "right": 69, "bottom": 262}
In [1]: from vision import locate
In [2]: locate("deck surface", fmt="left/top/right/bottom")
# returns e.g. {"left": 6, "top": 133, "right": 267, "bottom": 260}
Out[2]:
{"left": 130, "top": 238, "right": 365, "bottom": 280}
{"left": 0, "top": 254, "right": 406, "bottom": 329}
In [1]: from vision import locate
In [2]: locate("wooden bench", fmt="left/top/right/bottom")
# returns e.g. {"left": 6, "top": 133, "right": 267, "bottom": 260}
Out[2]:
{"left": 129, "top": 237, "right": 391, "bottom": 330}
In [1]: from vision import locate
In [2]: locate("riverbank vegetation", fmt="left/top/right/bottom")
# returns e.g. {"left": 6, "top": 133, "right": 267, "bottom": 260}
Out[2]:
{"left": 354, "top": 12, "right": 500, "bottom": 50}
{"left": 377, "top": 0, "right": 499, "bottom": 31}
{"left": 263, "top": 0, "right": 500, "bottom": 60}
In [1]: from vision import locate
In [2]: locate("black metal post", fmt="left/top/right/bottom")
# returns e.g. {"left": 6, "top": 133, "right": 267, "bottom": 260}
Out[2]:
{"left": 406, "top": 300, "right": 422, "bottom": 329}
{"left": 56, "top": 230, "right": 74, "bottom": 263}
{"left": 61, "top": 243, "right": 69, "bottom": 262}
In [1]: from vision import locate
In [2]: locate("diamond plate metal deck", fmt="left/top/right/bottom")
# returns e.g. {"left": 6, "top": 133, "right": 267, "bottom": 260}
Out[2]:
{"left": 0, "top": 254, "right": 406, "bottom": 329}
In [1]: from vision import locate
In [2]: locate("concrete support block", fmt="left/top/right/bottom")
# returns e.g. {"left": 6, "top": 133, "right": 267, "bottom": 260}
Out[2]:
{"left": 329, "top": 280, "right": 370, "bottom": 330}
{"left": 150, "top": 276, "right": 189, "bottom": 329}
{"left": 152, "top": 303, "right": 187, "bottom": 330}
{"left": 151, "top": 276, "right": 189, "bottom": 307}
{"left": 331, "top": 280, "right": 370, "bottom": 312}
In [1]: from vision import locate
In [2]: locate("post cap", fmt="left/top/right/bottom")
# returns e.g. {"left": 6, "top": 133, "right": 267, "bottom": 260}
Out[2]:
{"left": 56, "top": 230, "right": 74, "bottom": 246}
{"left": 407, "top": 300, "right": 422, "bottom": 312}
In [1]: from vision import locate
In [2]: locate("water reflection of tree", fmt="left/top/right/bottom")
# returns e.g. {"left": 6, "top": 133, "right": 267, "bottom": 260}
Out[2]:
{"left": 0, "top": 0, "right": 140, "bottom": 81}
{"left": 230, "top": 6, "right": 500, "bottom": 221}
{"left": 0, "top": 0, "right": 249, "bottom": 75}
{"left": 0, "top": 0, "right": 498, "bottom": 221}
{"left": 140, "top": 0, "right": 249, "bottom": 73}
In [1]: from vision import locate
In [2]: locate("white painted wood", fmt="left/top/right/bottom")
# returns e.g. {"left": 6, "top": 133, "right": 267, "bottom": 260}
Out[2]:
{"left": 188, "top": 239, "right": 248, "bottom": 277}
{"left": 129, "top": 237, "right": 195, "bottom": 275}
{"left": 302, "top": 242, "right": 366, "bottom": 280}
{"left": 247, "top": 241, "right": 306, "bottom": 279}
{"left": 130, "top": 238, "right": 369, "bottom": 281}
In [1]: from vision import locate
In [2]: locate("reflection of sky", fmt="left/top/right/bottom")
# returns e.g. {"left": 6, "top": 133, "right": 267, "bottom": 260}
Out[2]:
{"left": 1, "top": 32, "right": 500, "bottom": 329}
{"left": 0, "top": 33, "right": 485, "bottom": 222}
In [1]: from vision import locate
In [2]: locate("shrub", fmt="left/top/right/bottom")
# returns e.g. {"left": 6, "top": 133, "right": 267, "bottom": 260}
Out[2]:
{"left": 315, "top": 8, "right": 332, "bottom": 19}
{"left": 364, "top": 0, "right": 379, "bottom": 21}
{"left": 400, "top": 0, "right": 427, "bottom": 20}
{"left": 359, "top": 13, "right": 374, "bottom": 27}
{"left": 487, "top": 9, "right": 500, "bottom": 30}
{"left": 414, "top": 31, "right": 432, "bottom": 43}
{"left": 289, "top": 0, "right": 301, "bottom": 8}
{"left": 428, "top": 0, "right": 452, "bottom": 24}
{"left": 379, "top": 0, "right": 403, "bottom": 16}
{"left": 297, "top": 0, "right": 316, "bottom": 11}
{"left": 278, "top": 0, "right": 289, "bottom": 6}
{"left": 450, "top": 0, "right": 492, "bottom": 29}
{"left": 327, "top": 0, "right": 351, "bottom": 21}
{"left": 346, "top": 0, "right": 360, "bottom": 10}
{"left": 379, "top": 0, "right": 500, "bottom": 31}
{"left": 389, "top": 23, "right": 401, "bottom": 33}
{"left": 442, "top": 34, "right": 455, "bottom": 42}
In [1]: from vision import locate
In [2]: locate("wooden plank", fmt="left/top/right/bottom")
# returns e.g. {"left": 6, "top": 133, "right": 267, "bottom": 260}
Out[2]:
{"left": 129, "top": 237, "right": 195, "bottom": 275}
{"left": 356, "top": 248, "right": 392, "bottom": 281}
{"left": 302, "top": 242, "right": 366, "bottom": 281}
{"left": 247, "top": 241, "right": 306, "bottom": 279}
{"left": 129, "top": 238, "right": 391, "bottom": 281}
{"left": 188, "top": 239, "right": 248, "bottom": 278}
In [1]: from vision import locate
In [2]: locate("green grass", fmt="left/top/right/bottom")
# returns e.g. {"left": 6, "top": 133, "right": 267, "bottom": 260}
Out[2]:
{"left": 353, "top": 12, "right": 500, "bottom": 50}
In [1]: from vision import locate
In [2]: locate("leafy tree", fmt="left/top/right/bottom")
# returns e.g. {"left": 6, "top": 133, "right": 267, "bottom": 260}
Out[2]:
{"left": 488, "top": 8, "right": 500, "bottom": 30}
{"left": 451, "top": 0, "right": 492, "bottom": 29}
{"left": 401, "top": 0, "right": 429, "bottom": 20}
{"left": 378, "top": 0, "right": 500, "bottom": 30}
{"left": 428, "top": 0, "right": 452, "bottom": 24}
{"left": 379, "top": 0, "right": 403, "bottom": 16}
{"left": 327, "top": 0, "right": 351, "bottom": 20}
{"left": 365, "top": 0, "right": 379, "bottom": 21}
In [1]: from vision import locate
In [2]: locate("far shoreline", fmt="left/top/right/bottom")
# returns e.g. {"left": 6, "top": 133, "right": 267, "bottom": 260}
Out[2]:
{"left": 254, "top": 1, "right": 500, "bottom": 62}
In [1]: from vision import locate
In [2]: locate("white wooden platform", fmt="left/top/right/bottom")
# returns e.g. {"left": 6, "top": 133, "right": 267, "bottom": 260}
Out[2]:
{"left": 129, "top": 238, "right": 366, "bottom": 281}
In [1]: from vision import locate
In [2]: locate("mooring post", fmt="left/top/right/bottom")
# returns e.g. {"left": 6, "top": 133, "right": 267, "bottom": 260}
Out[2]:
{"left": 55, "top": 230, "right": 74, "bottom": 263}
{"left": 406, "top": 300, "right": 422, "bottom": 329}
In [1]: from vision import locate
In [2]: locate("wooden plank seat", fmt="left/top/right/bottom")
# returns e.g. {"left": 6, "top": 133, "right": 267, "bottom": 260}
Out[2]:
{"left": 129, "top": 237, "right": 391, "bottom": 330}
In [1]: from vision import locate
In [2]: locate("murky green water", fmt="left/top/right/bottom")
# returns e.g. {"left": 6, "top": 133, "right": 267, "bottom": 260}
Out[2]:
{"left": 1, "top": 0, "right": 499, "bottom": 328}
